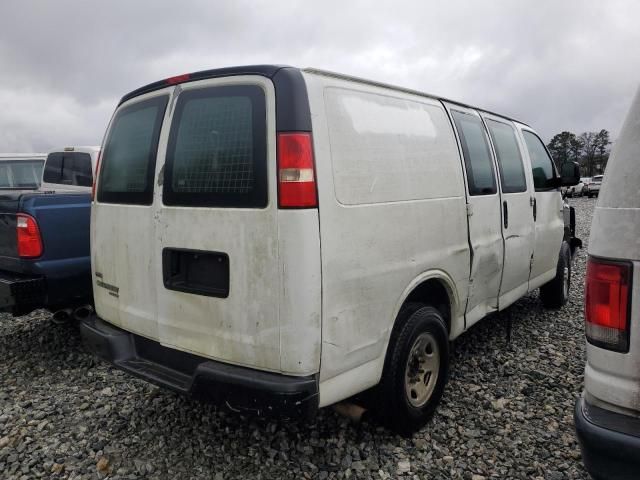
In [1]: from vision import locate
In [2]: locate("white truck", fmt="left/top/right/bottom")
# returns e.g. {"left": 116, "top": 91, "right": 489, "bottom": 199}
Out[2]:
{"left": 81, "top": 66, "right": 580, "bottom": 433}
{"left": 575, "top": 87, "right": 640, "bottom": 478}
{"left": 0, "top": 153, "right": 46, "bottom": 190}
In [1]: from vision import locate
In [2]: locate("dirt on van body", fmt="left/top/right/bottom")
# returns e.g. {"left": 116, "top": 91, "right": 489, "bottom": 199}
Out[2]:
{"left": 0, "top": 198, "right": 593, "bottom": 480}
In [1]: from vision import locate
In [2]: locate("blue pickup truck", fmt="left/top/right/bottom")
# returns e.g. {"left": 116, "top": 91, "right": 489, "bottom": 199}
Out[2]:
{"left": 0, "top": 147, "right": 98, "bottom": 319}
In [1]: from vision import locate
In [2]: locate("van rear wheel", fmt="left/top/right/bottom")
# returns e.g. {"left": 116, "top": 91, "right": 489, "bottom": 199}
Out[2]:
{"left": 540, "top": 242, "right": 571, "bottom": 308}
{"left": 376, "top": 303, "right": 449, "bottom": 435}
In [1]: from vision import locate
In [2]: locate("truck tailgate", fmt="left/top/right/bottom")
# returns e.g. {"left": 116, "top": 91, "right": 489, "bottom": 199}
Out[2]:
{"left": 0, "top": 192, "right": 91, "bottom": 275}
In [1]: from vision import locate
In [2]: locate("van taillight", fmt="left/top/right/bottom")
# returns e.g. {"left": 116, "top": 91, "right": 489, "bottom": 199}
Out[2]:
{"left": 16, "top": 214, "right": 43, "bottom": 258}
{"left": 277, "top": 132, "right": 317, "bottom": 208}
{"left": 92, "top": 151, "right": 101, "bottom": 201}
{"left": 585, "top": 256, "right": 632, "bottom": 352}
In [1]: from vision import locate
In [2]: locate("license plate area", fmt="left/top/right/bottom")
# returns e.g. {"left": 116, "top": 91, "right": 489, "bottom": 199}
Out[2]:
{"left": 162, "top": 248, "right": 229, "bottom": 298}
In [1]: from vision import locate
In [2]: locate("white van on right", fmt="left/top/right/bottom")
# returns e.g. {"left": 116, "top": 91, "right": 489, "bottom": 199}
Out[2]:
{"left": 575, "top": 86, "right": 640, "bottom": 478}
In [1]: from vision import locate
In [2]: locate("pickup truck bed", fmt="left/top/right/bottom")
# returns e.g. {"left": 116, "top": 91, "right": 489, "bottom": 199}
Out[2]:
{"left": 0, "top": 191, "right": 91, "bottom": 316}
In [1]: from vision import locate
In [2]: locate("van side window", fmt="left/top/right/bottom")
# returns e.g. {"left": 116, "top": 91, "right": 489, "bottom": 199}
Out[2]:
{"left": 522, "top": 131, "right": 556, "bottom": 190}
{"left": 451, "top": 110, "right": 497, "bottom": 195}
{"left": 163, "top": 85, "right": 267, "bottom": 208}
{"left": 43, "top": 152, "right": 93, "bottom": 187}
{"left": 486, "top": 119, "right": 527, "bottom": 193}
{"left": 98, "top": 95, "right": 169, "bottom": 205}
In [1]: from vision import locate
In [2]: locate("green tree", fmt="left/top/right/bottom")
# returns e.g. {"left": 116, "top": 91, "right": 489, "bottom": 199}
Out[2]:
{"left": 547, "top": 131, "right": 577, "bottom": 165}
{"left": 569, "top": 136, "right": 584, "bottom": 163}
{"left": 594, "top": 129, "right": 611, "bottom": 173}
{"left": 579, "top": 132, "right": 598, "bottom": 176}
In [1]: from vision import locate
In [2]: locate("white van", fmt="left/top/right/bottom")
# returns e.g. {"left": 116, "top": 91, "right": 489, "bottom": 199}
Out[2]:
{"left": 575, "top": 87, "right": 640, "bottom": 478}
{"left": 40, "top": 146, "right": 100, "bottom": 192}
{"left": 81, "top": 66, "right": 580, "bottom": 433}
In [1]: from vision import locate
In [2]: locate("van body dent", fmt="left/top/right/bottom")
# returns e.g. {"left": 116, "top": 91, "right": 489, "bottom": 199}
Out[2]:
{"left": 81, "top": 66, "right": 579, "bottom": 432}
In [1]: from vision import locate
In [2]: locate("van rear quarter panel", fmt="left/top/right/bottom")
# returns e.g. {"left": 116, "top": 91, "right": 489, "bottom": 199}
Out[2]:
{"left": 586, "top": 88, "right": 640, "bottom": 414}
{"left": 304, "top": 73, "right": 469, "bottom": 403}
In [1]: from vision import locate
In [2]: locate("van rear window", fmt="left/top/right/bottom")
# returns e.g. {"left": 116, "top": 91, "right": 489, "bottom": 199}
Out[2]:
{"left": 163, "top": 85, "right": 267, "bottom": 208}
{"left": 98, "top": 95, "right": 169, "bottom": 205}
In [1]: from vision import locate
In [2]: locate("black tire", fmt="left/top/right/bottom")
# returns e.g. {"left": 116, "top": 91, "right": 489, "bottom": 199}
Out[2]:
{"left": 540, "top": 242, "right": 571, "bottom": 309}
{"left": 375, "top": 303, "right": 449, "bottom": 435}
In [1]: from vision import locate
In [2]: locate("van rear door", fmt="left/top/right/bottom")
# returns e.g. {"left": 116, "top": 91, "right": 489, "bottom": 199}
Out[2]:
{"left": 153, "top": 77, "right": 282, "bottom": 372}
{"left": 93, "top": 89, "right": 172, "bottom": 341}
{"left": 94, "top": 72, "right": 313, "bottom": 375}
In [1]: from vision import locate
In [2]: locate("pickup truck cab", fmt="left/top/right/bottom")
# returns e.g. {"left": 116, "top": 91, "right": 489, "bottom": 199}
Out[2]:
{"left": 40, "top": 146, "right": 98, "bottom": 192}
{"left": 81, "top": 66, "right": 580, "bottom": 433}
{"left": 575, "top": 87, "right": 640, "bottom": 479}
{"left": 0, "top": 146, "right": 98, "bottom": 317}
{"left": 0, "top": 154, "right": 46, "bottom": 190}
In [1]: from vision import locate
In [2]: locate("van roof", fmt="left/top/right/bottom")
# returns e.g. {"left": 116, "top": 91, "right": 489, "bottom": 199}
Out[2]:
{"left": 119, "top": 65, "right": 528, "bottom": 127}
{"left": 303, "top": 68, "right": 528, "bottom": 126}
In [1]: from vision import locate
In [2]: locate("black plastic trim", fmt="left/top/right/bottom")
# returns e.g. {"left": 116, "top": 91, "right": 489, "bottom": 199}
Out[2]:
{"left": 118, "top": 65, "right": 312, "bottom": 133}
{"left": 575, "top": 396, "right": 640, "bottom": 480}
{"left": 80, "top": 315, "right": 319, "bottom": 419}
{"left": 162, "top": 248, "right": 229, "bottom": 298}
{"left": 0, "top": 270, "right": 45, "bottom": 315}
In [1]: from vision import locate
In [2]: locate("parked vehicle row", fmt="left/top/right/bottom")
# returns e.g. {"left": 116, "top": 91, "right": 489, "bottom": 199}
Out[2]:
{"left": 585, "top": 174, "right": 603, "bottom": 197}
{"left": 0, "top": 146, "right": 98, "bottom": 317}
{"left": 75, "top": 65, "right": 581, "bottom": 434}
{"left": 564, "top": 175, "right": 604, "bottom": 197}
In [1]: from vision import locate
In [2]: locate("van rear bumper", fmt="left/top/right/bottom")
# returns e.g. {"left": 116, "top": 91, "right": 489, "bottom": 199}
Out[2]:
{"left": 575, "top": 395, "right": 640, "bottom": 479}
{"left": 80, "top": 315, "right": 319, "bottom": 419}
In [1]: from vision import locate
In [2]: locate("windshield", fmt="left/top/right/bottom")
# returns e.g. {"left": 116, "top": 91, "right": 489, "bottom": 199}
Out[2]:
{"left": 0, "top": 160, "right": 45, "bottom": 189}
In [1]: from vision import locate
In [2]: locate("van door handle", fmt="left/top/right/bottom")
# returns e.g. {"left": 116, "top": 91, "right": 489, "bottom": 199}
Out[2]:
{"left": 532, "top": 196, "right": 537, "bottom": 221}
{"left": 503, "top": 201, "right": 508, "bottom": 229}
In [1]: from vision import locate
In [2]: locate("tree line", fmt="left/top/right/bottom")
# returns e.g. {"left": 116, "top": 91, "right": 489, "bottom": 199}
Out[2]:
{"left": 546, "top": 129, "right": 611, "bottom": 177}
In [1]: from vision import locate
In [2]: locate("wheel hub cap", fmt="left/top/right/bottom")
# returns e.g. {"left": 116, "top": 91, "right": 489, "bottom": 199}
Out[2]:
{"left": 404, "top": 332, "right": 440, "bottom": 408}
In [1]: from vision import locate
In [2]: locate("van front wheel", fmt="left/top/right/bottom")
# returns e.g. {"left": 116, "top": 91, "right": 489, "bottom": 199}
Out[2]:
{"left": 376, "top": 303, "right": 449, "bottom": 435}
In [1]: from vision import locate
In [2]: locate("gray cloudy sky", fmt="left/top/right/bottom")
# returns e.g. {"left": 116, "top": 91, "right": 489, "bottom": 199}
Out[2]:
{"left": 0, "top": 0, "right": 638, "bottom": 152}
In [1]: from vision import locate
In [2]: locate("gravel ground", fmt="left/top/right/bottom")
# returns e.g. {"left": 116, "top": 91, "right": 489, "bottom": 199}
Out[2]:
{"left": 1, "top": 197, "right": 594, "bottom": 480}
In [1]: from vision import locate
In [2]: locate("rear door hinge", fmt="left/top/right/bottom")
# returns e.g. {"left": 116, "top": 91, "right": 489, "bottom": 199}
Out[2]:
{"left": 466, "top": 203, "right": 473, "bottom": 216}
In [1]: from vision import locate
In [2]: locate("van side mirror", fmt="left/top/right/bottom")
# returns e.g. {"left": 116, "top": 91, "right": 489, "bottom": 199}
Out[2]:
{"left": 560, "top": 161, "right": 580, "bottom": 186}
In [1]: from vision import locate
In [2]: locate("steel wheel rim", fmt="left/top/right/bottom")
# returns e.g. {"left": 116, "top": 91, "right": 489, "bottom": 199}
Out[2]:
{"left": 404, "top": 332, "right": 440, "bottom": 408}
{"left": 563, "top": 266, "right": 570, "bottom": 298}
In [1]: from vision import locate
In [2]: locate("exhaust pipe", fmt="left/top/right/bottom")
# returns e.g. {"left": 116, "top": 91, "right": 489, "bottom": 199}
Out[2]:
{"left": 73, "top": 304, "right": 93, "bottom": 321}
{"left": 51, "top": 308, "right": 73, "bottom": 324}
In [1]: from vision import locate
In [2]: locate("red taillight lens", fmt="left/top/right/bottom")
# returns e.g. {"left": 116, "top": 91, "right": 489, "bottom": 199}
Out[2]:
{"left": 16, "top": 214, "right": 43, "bottom": 258}
{"left": 277, "top": 132, "right": 317, "bottom": 208}
{"left": 585, "top": 256, "right": 632, "bottom": 352}
{"left": 92, "top": 151, "right": 101, "bottom": 201}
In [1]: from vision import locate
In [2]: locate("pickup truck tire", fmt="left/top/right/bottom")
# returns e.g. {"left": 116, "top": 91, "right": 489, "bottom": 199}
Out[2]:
{"left": 540, "top": 242, "right": 571, "bottom": 309}
{"left": 375, "top": 303, "right": 449, "bottom": 435}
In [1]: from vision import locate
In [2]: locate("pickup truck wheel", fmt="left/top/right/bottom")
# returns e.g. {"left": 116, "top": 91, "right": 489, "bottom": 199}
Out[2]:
{"left": 375, "top": 303, "right": 449, "bottom": 435}
{"left": 540, "top": 242, "right": 571, "bottom": 309}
